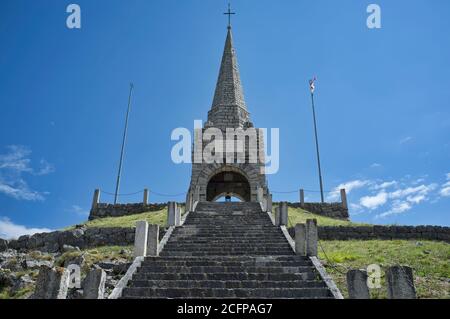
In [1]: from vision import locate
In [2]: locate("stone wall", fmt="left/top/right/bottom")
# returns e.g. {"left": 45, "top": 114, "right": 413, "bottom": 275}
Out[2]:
{"left": 89, "top": 203, "right": 168, "bottom": 220}
{"left": 3, "top": 226, "right": 168, "bottom": 253}
{"left": 287, "top": 225, "right": 450, "bottom": 243}
{"left": 285, "top": 202, "right": 349, "bottom": 220}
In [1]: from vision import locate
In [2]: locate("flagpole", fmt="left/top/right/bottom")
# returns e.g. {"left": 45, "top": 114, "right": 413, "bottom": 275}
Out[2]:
{"left": 114, "top": 83, "right": 134, "bottom": 204}
{"left": 310, "top": 85, "right": 325, "bottom": 203}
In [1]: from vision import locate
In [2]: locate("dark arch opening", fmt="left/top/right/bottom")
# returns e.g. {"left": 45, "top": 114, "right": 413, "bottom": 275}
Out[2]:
{"left": 206, "top": 171, "right": 251, "bottom": 202}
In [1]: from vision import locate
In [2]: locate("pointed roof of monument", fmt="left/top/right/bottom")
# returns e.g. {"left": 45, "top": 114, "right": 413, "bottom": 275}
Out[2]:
{"left": 211, "top": 27, "right": 247, "bottom": 111}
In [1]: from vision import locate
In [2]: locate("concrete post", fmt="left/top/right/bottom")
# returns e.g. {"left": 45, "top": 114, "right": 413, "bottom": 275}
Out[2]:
{"left": 280, "top": 202, "right": 288, "bottom": 226}
{"left": 176, "top": 206, "right": 182, "bottom": 225}
{"left": 306, "top": 219, "right": 318, "bottom": 257}
{"left": 143, "top": 189, "right": 149, "bottom": 205}
{"left": 340, "top": 189, "right": 348, "bottom": 209}
{"left": 147, "top": 224, "right": 159, "bottom": 257}
{"left": 33, "top": 266, "right": 70, "bottom": 299}
{"left": 294, "top": 224, "right": 307, "bottom": 256}
{"left": 168, "top": 202, "right": 179, "bottom": 226}
{"left": 91, "top": 189, "right": 100, "bottom": 210}
{"left": 274, "top": 207, "right": 281, "bottom": 226}
{"left": 133, "top": 221, "right": 149, "bottom": 258}
{"left": 346, "top": 270, "right": 370, "bottom": 299}
{"left": 386, "top": 266, "right": 416, "bottom": 299}
{"left": 267, "top": 194, "right": 273, "bottom": 213}
{"left": 83, "top": 269, "right": 106, "bottom": 299}
{"left": 300, "top": 189, "right": 305, "bottom": 207}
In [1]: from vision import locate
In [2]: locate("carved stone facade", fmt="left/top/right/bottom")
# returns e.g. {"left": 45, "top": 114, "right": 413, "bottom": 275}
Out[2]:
{"left": 186, "top": 27, "right": 269, "bottom": 209}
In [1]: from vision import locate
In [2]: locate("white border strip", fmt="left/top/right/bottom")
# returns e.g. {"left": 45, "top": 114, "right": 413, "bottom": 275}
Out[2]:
{"left": 108, "top": 256, "right": 144, "bottom": 299}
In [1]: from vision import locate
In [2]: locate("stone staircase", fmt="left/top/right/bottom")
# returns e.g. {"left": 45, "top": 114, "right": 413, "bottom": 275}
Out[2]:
{"left": 121, "top": 202, "right": 334, "bottom": 299}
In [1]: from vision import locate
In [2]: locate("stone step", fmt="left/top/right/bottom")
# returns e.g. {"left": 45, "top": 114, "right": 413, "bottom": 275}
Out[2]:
{"left": 162, "top": 246, "right": 292, "bottom": 251}
{"left": 140, "top": 260, "right": 312, "bottom": 267}
{"left": 143, "top": 256, "right": 308, "bottom": 262}
{"left": 129, "top": 280, "right": 326, "bottom": 289}
{"left": 161, "top": 249, "right": 293, "bottom": 256}
{"left": 121, "top": 287, "right": 331, "bottom": 299}
{"left": 160, "top": 252, "right": 294, "bottom": 257}
{"left": 132, "top": 272, "right": 317, "bottom": 281}
{"left": 136, "top": 266, "right": 316, "bottom": 274}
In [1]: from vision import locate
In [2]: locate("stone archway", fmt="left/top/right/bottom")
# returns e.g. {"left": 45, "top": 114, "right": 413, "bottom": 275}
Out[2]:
{"left": 206, "top": 171, "right": 251, "bottom": 202}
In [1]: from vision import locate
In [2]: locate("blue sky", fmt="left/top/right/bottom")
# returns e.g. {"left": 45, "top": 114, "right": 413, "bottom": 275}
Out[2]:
{"left": 0, "top": 0, "right": 449, "bottom": 238}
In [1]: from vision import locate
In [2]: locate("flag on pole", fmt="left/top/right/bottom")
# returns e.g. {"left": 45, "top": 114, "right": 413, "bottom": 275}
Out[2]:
{"left": 309, "top": 77, "right": 317, "bottom": 94}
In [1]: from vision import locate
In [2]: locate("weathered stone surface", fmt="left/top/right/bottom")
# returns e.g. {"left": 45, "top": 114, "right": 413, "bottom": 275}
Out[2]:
{"left": 386, "top": 266, "right": 416, "bottom": 299}
{"left": 89, "top": 203, "right": 168, "bottom": 220}
{"left": 83, "top": 269, "right": 106, "bottom": 299}
{"left": 33, "top": 266, "right": 70, "bottom": 299}
{"left": 147, "top": 224, "right": 159, "bottom": 257}
{"left": 0, "top": 238, "right": 8, "bottom": 252}
{"left": 288, "top": 225, "right": 450, "bottom": 243}
{"left": 346, "top": 269, "right": 370, "bottom": 299}
{"left": 306, "top": 219, "right": 318, "bottom": 257}
{"left": 134, "top": 221, "right": 148, "bottom": 258}
{"left": 294, "top": 224, "right": 306, "bottom": 256}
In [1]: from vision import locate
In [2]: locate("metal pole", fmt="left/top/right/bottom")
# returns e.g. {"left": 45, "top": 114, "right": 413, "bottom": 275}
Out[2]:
{"left": 310, "top": 92, "right": 325, "bottom": 203}
{"left": 114, "top": 83, "right": 134, "bottom": 204}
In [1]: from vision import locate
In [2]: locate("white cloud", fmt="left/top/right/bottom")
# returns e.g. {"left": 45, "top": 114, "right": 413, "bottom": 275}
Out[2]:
{"left": 0, "top": 180, "right": 45, "bottom": 201}
{"left": 0, "top": 145, "right": 54, "bottom": 201}
{"left": 439, "top": 173, "right": 450, "bottom": 197}
{"left": 372, "top": 181, "right": 397, "bottom": 190}
{"left": 328, "top": 180, "right": 371, "bottom": 201}
{"left": 35, "top": 159, "right": 56, "bottom": 176}
{"left": 370, "top": 163, "right": 382, "bottom": 168}
{"left": 399, "top": 136, "right": 413, "bottom": 145}
{"left": 376, "top": 201, "right": 412, "bottom": 219}
{"left": 360, "top": 191, "right": 388, "bottom": 210}
{"left": 67, "top": 205, "right": 89, "bottom": 217}
{"left": 0, "top": 217, "right": 52, "bottom": 240}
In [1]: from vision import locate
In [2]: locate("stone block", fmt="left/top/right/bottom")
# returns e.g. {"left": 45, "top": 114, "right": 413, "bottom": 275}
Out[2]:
{"left": 306, "top": 219, "right": 318, "bottom": 257}
{"left": 133, "top": 221, "right": 149, "bottom": 258}
{"left": 294, "top": 224, "right": 306, "bottom": 256}
{"left": 147, "top": 224, "right": 159, "bottom": 257}
{"left": 386, "top": 266, "right": 416, "bottom": 299}
{"left": 167, "top": 202, "right": 179, "bottom": 226}
{"left": 33, "top": 266, "right": 70, "bottom": 299}
{"left": 83, "top": 269, "right": 106, "bottom": 299}
{"left": 346, "top": 269, "right": 370, "bottom": 299}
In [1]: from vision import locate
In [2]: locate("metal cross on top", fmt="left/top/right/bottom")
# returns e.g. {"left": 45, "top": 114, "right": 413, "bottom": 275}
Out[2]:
{"left": 224, "top": 3, "right": 236, "bottom": 28}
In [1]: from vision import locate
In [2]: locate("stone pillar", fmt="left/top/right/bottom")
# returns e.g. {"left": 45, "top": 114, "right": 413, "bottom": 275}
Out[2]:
{"left": 133, "top": 221, "right": 149, "bottom": 258}
{"left": 386, "top": 266, "right": 416, "bottom": 299}
{"left": 176, "top": 206, "right": 182, "bottom": 226}
{"left": 306, "top": 219, "right": 318, "bottom": 257}
{"left": 340, "top": 189, "right": 348, "bottom": 209}
{"left": 274, "top": 207, "right": 281, "bottom": 226}
{"left": 33, "top": 266, "right": 70, "bottom": 299}
{"left": 91, "top": 189, "right": 100, "bottom": 210}
{"left": 267, "top": 194, "right": 273, "bottom": 213}
{"left": 346, "top": 269, "right": 370, "bottom": 299}
{"left": 83, "top": 269, "right": 106, "bottom": 299}
{"left": 280, "top": 202, "right": 288, "bottom": 226}
{"left": 167, "top": 202, "right": 177, "bottom": 226}
{"left": 147, "top": 224, "right": 159, "bottom": 257}
{"left": 143, "top": 189, "right": 149, "bottom": 205}
{"left": 300, "top": 189, "right": 305, "bottom": 207}
{"left": 294, "top": 224, "right": 307, "bottom": 256}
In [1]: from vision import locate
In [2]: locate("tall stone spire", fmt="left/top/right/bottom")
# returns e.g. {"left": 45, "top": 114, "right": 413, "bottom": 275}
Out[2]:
{"left": 207, "top": 27, "right": 252, "bottom": 130}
